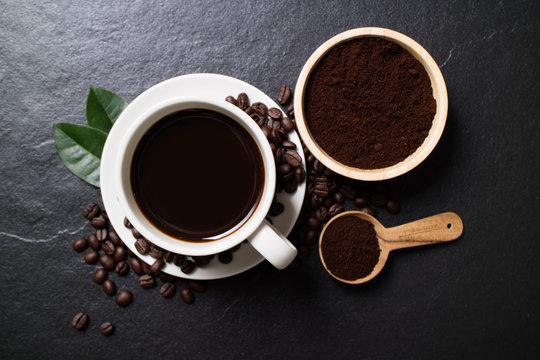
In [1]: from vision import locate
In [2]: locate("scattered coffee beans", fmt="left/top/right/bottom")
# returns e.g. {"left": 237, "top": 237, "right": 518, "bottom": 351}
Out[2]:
{"left": 84, "top": 250, "right": 99, "bottom": 265}
{"left": 72, "top": 312, "right": 88, "bottom": 330}
{"left": 99, "top": 322, "right": 114, "bottom": 336}
{"left": 160, "top": 282, "right": 175, "bottom": 297}
{"left": 138, "top": 274, "right": 155, "bottom": 288}
{"left": 180, "top": 287, "right": 194, "bottom": 304}
{"left": 102, "top": 279, "right": 116, "bottom": 296}
{"left": 72, "top": 237, "right": 88, "bottom": 252}
{"left": 115, "top": 290, "right": 133, "bottom": 307}
{"left": 93, "top": 268, "right": 108, "bottom": 285}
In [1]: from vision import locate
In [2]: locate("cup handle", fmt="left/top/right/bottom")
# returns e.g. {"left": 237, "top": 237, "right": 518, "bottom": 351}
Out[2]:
{"left": 248, "top": 220, "right": 298, "bottom": 270}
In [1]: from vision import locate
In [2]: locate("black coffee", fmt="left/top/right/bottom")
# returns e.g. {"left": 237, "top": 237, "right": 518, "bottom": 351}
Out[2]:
{"left": 131, "top": 109, "right": 264, "bottom": 242}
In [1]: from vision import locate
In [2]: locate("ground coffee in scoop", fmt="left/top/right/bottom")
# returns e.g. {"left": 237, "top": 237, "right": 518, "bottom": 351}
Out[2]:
{"left": 321, "top": 215, "right": 380, "bottom": 281}
{"left": 304, "top": 37, "right": 437, "bottom": 169}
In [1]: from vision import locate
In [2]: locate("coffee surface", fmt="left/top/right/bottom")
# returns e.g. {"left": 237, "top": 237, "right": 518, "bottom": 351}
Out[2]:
{"left": 304, "top": 37, "right": 437, "bottom": 169}
{"left": 131, "top": 109, "right": 264, "bottom": 241}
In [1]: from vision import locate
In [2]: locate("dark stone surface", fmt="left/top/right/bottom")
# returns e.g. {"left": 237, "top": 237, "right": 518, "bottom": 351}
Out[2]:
{"left": 1, "top": 0, "right": 539, "bottom": 358}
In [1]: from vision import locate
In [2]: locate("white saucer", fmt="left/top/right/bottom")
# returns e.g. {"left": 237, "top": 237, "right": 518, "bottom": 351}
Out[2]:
{"left": 100, "top": 73, "right": 306, "bottom": 280}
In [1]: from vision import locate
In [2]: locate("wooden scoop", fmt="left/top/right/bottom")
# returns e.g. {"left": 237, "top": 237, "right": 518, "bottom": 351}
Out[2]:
{"left": 319, "top": 211, "right": 463, "bottom": 284}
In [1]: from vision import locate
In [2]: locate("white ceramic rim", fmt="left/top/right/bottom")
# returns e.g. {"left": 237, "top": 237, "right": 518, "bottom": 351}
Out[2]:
{"left": 294, "top": 27, "right": 449, "bottom": 181}
{"left": 115, "top": 96, "right": 277, "bottom": 256}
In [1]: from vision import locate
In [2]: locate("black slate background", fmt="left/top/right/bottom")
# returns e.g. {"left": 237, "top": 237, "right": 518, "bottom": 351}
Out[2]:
{"left": 1, "top": 1, "right": 539, "bottom": 359}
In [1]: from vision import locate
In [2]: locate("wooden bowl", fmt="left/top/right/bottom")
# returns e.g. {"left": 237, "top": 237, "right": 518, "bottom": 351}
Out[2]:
{"left": 293, "top": 27, "right": 448, "bottom": 181}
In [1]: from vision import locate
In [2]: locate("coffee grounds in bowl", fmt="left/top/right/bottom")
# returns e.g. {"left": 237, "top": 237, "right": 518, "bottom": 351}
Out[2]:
{"left": 304, "top": 37, "right": 436, "bottom": 169}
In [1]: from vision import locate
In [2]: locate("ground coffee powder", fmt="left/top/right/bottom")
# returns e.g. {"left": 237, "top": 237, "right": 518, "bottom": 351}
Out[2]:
{"left": 321, "top": 215, "right": 380, "bottom": 281}
{"left": 304, "top": 37, "right": 437, "bottom": 169}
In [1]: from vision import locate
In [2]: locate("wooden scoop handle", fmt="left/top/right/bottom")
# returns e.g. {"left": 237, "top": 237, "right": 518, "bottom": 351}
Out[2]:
{"left": 382, "top": 212, "right": 463, "bottom": 251}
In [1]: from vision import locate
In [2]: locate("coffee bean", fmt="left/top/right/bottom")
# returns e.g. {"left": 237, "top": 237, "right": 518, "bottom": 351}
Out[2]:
{"left": 340, "top": 184, "right": 357, "bottom": 199}
{"left": 113, "top": 246, "right": 126, "bottom": 262}
{"left": 269, "top": 202, "right": 285, "bottom": 217}
{"left": 334, "top": 192, "right": 345, "bottom": 204}
{"left": 88, "top": 234, "right": 100, "bottom": 250}
{"left": 277, "top": 84, "right": 291, "bottom": 104}
{"left": 252, "top": 102, "right": 268, "bottom": 116}
{"left": 310, "top": 194, "right": 321, "bottom": 208}
{"left": 72, "top": 312, "right": 88, "bottom": 330}
{"left": 101, "top": 241, "right": 115, "bottom": 256}
{"left": 261, "top": 125, "right": 272, "bottom": 139}
{"left": 115, "top": 290, "right": 133, "bottom": 307}
{"left": 188, "top": 281, "right": 207, "bottom": 293}
{"left": 218, "top": 251, "right": 233, "bottom": 264}
{"left": 100, "top": 209, "right": 109, "bottom": 221}
{"left": 315, "top": 207, "right": 328, "bottom": 221}
{"left": 83, "top": 203, "right": 100, "bottom": 220}
{"left": 268, "top": 107, "right": 283, "bottom": 120}
{"left": 99, "top": 254, "right": 115, "bottom": 271}
{"left": 115, "top": 261, "right": 129, "bottom": 275}
{"left": 99, "top": 322, "right": 114, "bottom": 336}
{"left": 286, "top": 104, "right": 294, "bottom": 118}
{"left": 102, "top": 279, "right": 116, "bottom": 296}
{"left": 307, "top": 154, "right": 316, "bottom": 164}
{"left": 360, "top": 206, "right": 377, "bottom": 217}
{"left": 281, "top": 117, "right": 294, "bottom": 132}
{"left": 141, "top": 260, "right": 152, "bottom": 274}
{"left": 129, "top": 258, "right": 143, "bottom": 275}
{"left": 126, "top": 247, "right": 135, "bottom": 257}
{"left": 281, "top": 140, "right": 296, "bottom": 149}
{"left": 131, "top": 227, "right": 143, "bottom": 239}
{"left": 138, "top": 274, "right": 155, "bottom": 288}
{"left": 278, "top": 163, "right": 292, "bottom": 176}
{"left": 284, "top": 180, "right": 298, "bottom": 193}
{"left": 123, "top": 217, "right": 132, "bottom": 228}
{"left": 225, "top": 95, "right": 237, "bottom": 106}
{"left": 306, "top": 230, "right": 318, "bottom": 246}
{"left": 84, "top": 250, "right": 99, "bottom": 265}
{"left": 386, "top": 199, "right": 401, "bottom": 214}
{"left": 284, "top": 150, "right": 302, "bottom": 167}
{"left": 108, "top": 230, "right": 121, "bottom": 246}
{"left": 90, "top": 216, "right": 106, "bottom": 229}
{"left": 93, "top": 268, "right": 108, "bottom": 284}
{"left": 173, "top": 254, "right": 187, "bottom": 267}
{"left": 163, "top": 251, "right": 174, "bottom": 263}
{"left": 323, "top": 197, "right": 334, "bottom": 208}
{"left": 72, "top": 238, "right": 88, "bottom": 252}
{"left": 96, "top": 228, "right": 108, "bottom": 242}
{"left": 135, "top": 238, "right": 150, "bottom": 254}
{"left": 150, "top": 258, "right": 165, "bottom": 275}
{"left": 237, "top": 93, "right": 249, "bottom": 110}
{"left": 270, "top": 129, "right": 284, "bottom": 145}
{"left": 371, "top": 193, "right": 388, "bottom": 208}
{"left": 180, "top": 287, "right": 194, "bottom": 304}
{"left": 313, "top": 183, "right": 330, "bottom": 197}
{"left": 193, "top": 255, "right": 213, "bottom": 267}
{"left": 313, "top": 159, "right": 325, "bottom": 172}
{"left": 294, "top": 167, "right": 306, "bottom": 183}
{"left": 354, "top": 196, "right": 370, "bottom": 208}
{"left": 160, "top": 282, "right": 175, "bottom": 297}
{"left": 308, "top": 217, "right": 320, "bottom": 230}
{"left": 328, "top": 204, "right": 344, "bottom": 217}
{"left": 149, "top": 246, "right": 164, "bottom": 259}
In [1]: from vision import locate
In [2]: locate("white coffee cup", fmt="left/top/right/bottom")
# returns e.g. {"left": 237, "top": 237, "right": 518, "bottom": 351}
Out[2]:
{"left": 115, "top": 97, "right": 297, "bottom": 269}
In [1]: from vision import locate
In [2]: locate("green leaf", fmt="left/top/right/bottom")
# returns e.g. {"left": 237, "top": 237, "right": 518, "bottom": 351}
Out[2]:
{"left": 86, "top": 87, "right": 127, "bottom": 133}
{"left": 52, "top": 123, "right": 108, "bottom": 187}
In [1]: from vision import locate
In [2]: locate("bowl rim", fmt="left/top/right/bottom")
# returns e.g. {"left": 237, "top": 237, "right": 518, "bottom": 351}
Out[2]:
{"left": 293, "top": 27, "right": 448, "bottom": 181}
